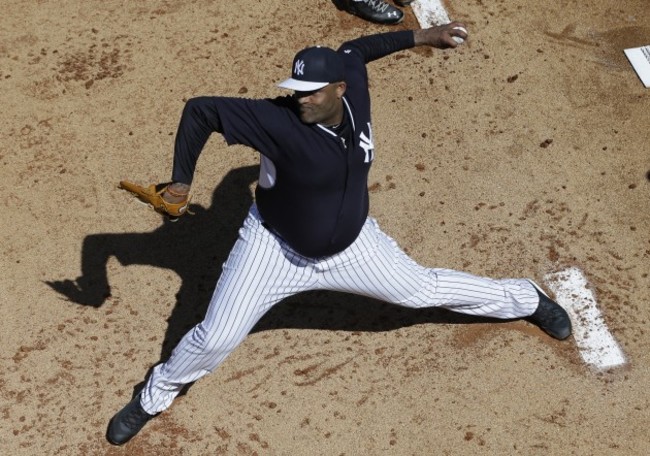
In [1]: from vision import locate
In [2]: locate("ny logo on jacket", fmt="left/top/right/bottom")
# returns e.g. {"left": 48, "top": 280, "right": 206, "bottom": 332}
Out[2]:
{"left": 359, "top": 122, "right": 374, "bottom": 163}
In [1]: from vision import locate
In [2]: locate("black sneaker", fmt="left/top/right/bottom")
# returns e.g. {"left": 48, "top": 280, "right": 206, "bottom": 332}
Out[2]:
{"left": 527, "top": 281, "right": 572, "bottom": 340}
{"left": 106, "top": 394, "right": 158, "bottom": 445}
{"left": 395, "top": 0, "right": 414, "bottom": 5}
{"left": 335, "top": 0, "right": 404, "bottom": 25}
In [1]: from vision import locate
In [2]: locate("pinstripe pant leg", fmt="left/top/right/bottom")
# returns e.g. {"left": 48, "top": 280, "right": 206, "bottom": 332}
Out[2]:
{"left": 140, "top": 205, "right": 317, "bottom": 414}
{"left": 319, "top": 217, "right": 539, "bottom": 319}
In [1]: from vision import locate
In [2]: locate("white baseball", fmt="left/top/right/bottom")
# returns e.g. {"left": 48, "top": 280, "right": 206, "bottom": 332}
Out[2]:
{"left": 452, "top": 26, "right": 467, "bottom": 44}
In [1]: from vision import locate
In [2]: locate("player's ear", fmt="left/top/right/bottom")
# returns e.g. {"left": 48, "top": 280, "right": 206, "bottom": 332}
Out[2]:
{"left": 335, "top": 81, "right": 347, "bottom": 98}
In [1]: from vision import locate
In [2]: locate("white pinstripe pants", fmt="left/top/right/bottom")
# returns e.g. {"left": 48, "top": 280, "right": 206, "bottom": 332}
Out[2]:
{"left": 141, "top": 204, "right": 538, "bottom": 413}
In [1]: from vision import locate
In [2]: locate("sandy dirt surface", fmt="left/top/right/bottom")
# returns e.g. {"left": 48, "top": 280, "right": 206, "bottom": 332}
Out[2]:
{"left": 1, "top": 0, "right": 649, "bottom": 454}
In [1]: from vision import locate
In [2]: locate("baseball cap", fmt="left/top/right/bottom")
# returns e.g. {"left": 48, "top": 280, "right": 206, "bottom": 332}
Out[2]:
{"left": 277, "top": 46, "right": 345, "bottom": 92}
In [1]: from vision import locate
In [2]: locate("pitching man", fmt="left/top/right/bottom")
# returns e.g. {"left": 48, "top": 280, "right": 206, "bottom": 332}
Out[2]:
{"left": 107, "top": 24, "right": 572, "bottom": 445}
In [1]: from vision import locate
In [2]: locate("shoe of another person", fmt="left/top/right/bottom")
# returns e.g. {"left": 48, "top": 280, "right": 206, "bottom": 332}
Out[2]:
{"left": 527, "top": 281, "right": 572, "bottom": 340}
{"left": 106, "top": 393, "right": 158, "bottom": 445}
{"left": 394, "top": 0, "right": 414, "bottom": 5}
{"left": 335, "top": 0, "right": 404, "bottom": 25}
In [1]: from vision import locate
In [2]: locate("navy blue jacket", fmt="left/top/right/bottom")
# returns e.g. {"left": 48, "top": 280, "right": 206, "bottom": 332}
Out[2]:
{"left": 172, "top": 31, "right": 415, "bottom": 257}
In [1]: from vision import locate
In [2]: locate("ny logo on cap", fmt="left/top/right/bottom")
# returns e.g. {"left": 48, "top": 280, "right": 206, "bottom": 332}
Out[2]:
{"left": 294, "top": 59, "right": 305, "bottom": 76}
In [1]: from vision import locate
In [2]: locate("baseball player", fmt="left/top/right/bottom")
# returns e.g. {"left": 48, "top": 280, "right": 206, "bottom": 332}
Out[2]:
{"left": 107, "top": 24, "right": 572, "bottom": 445}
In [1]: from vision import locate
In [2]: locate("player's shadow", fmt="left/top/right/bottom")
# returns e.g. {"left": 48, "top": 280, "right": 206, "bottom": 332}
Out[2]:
{"left": 47, "top": 164, "right": 495, "bottom": 365}
{"left": 46, "top": 165, "right": 259, "bottom": 359}
{"left": 250, "top": 292, "right": 496, "bottom": 336}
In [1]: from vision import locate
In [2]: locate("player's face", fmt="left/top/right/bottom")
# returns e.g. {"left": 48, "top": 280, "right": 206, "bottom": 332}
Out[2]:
{"left": 294, "top": 82, "right": 346, "bottom": 126}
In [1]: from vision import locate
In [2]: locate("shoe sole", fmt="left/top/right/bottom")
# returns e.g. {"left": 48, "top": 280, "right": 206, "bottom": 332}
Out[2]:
{"left": 528, "top": 280, "right": 549, "bottom": 298}
{"left": 348, "top": 12, "right": 404, "bottom": 25}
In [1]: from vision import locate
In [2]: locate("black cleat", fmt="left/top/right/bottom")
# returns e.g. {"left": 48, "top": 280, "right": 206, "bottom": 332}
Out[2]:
{"left": 334, "top": 0, "right": 404, "bottom": 25}
{"left": 106, "top": 394, "right": 158, "bottom": 445}
{"left": 527, "top": 281, "right": 572, "bottom": 340}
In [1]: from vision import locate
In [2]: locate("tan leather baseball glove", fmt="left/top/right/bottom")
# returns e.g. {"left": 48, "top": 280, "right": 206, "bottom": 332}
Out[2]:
{"left": 119, "top": 181, "right": 190, "bottom": 218}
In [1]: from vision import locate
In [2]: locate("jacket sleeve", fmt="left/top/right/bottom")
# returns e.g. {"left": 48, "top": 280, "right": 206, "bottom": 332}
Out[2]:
{"left": 171, "top": 96, "right": 294, "bottom": 184}
{"left": 338, "top": 31, "right": 415, "bottom": 63}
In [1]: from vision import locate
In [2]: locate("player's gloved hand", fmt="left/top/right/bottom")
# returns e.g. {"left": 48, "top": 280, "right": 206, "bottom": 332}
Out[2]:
{"left": 119, "top": 180, "right": 191, "bottom": 219}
